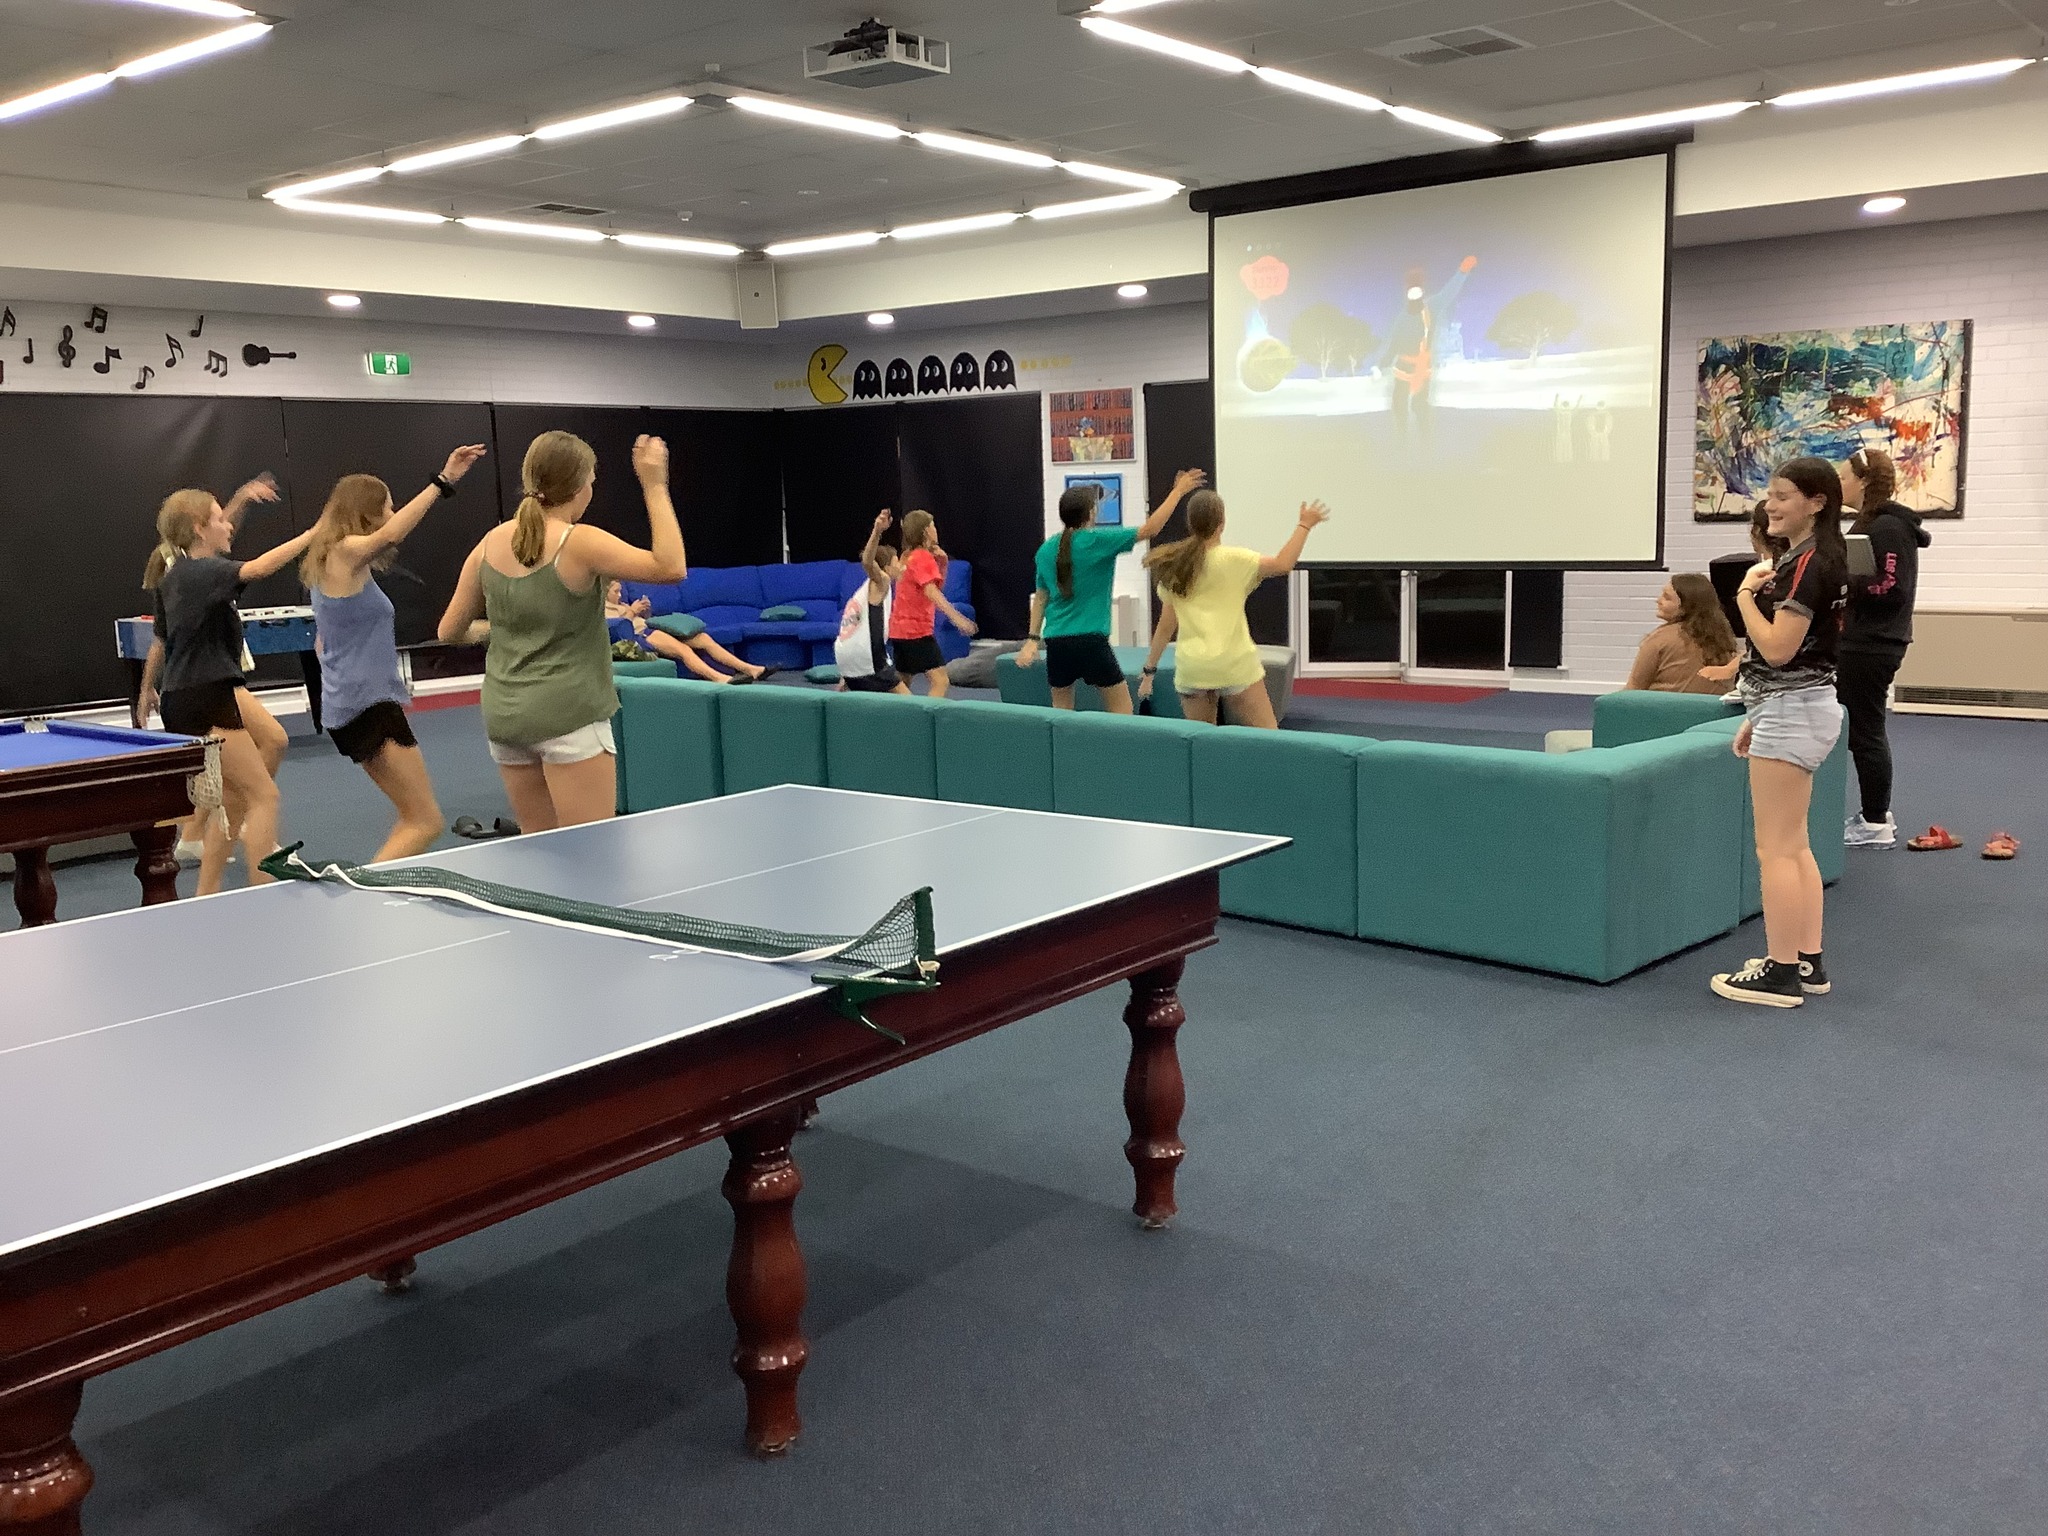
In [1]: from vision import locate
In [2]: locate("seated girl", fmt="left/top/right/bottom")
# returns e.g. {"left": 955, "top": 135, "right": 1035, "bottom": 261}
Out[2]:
{"left": 605, "top": 581, "right": 764, "bottom": 684}
{"left": 1626, "top": 573, "right": 1738, "bottom": 694}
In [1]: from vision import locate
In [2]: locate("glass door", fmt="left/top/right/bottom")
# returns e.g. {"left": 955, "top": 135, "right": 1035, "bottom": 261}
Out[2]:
{"left": 1412, "top": 569, "right": 1508, "bottom": 675}
{"left": 1295, "top": 567, "right": 1404, "bottom": 674}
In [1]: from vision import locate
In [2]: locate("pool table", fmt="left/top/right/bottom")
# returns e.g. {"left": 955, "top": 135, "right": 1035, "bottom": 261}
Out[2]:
{"left": 0, "top": 721, "right": 209, "bottom": 928}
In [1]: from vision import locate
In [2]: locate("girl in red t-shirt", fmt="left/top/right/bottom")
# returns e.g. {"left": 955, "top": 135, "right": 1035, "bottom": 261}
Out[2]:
{"left": 888, "top": 509, "right": 977, "bottom": 696}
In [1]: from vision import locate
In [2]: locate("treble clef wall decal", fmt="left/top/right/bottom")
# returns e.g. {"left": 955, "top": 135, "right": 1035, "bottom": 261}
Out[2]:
{"left": 57, "top": 326, "right": 76, "bottom": 368}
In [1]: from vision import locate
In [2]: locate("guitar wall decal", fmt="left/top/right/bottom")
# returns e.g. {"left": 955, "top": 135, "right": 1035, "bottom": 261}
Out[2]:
{"left": 57, "top": 326, "right": 75, "bottom": 368}
{"left": 241, "top": 344, "right": 297, "bottom": 367}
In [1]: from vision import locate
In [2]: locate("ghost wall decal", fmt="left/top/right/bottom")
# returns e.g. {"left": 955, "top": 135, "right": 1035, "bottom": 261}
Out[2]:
{"left": 949, "top": 351, "right": 980, "bottom": 391}
{"left": 916, "top": 355, "right": 947, "bottom": 394}
{"left": 852, "top": 359, "right": 883, "bottom": 399}
{"left": 983, "top": 349, "right": 1016, "bottom": 389}
{"left": 884, "top": 357, "right": 915, "bottom": 397}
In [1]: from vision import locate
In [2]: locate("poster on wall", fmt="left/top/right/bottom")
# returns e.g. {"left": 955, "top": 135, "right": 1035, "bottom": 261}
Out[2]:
{"left": 1694, "top": 318, "right": 1970, "bottom": 520}
{"left": 1063, "top": 472, "right": 1123, "bottom": 526}
{"left": 1049, "top": 387, "right": 1134, "bottom": 462}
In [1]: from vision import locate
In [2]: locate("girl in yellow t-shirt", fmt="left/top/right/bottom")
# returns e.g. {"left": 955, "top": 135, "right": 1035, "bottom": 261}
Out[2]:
{"left": 1138, "top": 490, "right": 1329, "bottom": 727}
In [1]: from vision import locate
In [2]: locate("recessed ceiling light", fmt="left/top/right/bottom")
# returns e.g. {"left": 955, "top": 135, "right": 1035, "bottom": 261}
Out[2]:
{"left": 1116, "top": 283, "right": 1149, "bottom": 299}
{"left": 867, "top": 312, "right": 895, "bottom": 327}
{"left": 1862, "top": 195, "right": 1907, "bottom": 215}
{"left": 627, "top": 313, "right": 657, "bottom": 329}
{"left": 325, "top": 293, "right": 362, "bottom": 309}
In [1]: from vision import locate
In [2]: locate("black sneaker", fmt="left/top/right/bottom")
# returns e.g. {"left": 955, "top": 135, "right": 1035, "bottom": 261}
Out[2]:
{"left": 1738, "top": 952, "right": 1830, "bottom": 994}
{"left": 1711, "top": 957, "right": 1804, "bottom": 1008}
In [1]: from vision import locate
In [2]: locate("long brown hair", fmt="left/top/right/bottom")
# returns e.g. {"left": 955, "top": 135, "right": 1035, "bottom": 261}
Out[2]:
{"left": 1748, "top": 500, "right": 1787, "bottom": 561}
{"left": 513, "top": 431, "right": 596, "bottom": 566}
{"left": 1772, "top": 455, "right": 1847, "bottom": 572}
{"left": 142, "top": 489, "right": 215, "bottom": 589}
{"left": 1847, "top": 446, "right": 1897, "bottom": 529}
{"left": 301, "top": 474, "right": 393, "bottom": 587}
{"left": 1144, "top": 489, "right": 1223, "bottom": 598}
{"left": 1053, "top": 485, "right": 1097, "bottom": 600}
{"left": 1670, "top": 572, "right": 1737, "bottom": 666}
{"left": 899, "top": 509, "right": 935, "bottom": 553}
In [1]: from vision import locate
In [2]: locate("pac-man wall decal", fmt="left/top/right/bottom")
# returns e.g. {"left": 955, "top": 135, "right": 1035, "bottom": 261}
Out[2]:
{"left": 789, "top": 341, "right": 1043, "bottom": 403}
{"left": 806, "top": 343, "right": 849, "bottom": 404}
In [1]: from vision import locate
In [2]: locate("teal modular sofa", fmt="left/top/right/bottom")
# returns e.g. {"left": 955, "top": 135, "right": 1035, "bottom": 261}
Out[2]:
{"left": 612, "top": 678, "right": 1847, "bottom": 983}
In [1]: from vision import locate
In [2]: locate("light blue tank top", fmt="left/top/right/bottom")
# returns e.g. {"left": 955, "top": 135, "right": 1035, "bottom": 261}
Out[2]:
{"left": 310, "top": 578, "right": 408, "bottom": 730}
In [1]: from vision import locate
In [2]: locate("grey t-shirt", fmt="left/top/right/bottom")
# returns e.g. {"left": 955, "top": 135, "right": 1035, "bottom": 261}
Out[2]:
{"left": 153, "top": 556, "right": 247, "bottom": 693}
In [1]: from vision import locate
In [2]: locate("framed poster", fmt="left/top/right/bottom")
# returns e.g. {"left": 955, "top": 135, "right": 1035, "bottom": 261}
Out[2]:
{"left": 1063, "top": 472, "right": 1124, "bottom": 526}
{"left": 1050, "top": 388, "right": 1135, "bottom": 462}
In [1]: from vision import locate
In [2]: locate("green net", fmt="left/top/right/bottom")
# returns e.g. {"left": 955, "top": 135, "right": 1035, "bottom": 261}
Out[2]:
{"left": 258, "top": 843, "right": 937, "bottom": 1041}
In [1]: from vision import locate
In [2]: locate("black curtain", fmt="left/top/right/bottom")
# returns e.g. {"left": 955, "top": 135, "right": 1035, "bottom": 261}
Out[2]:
{"left": 0, "top": 394, "right": 295, "bottom": 714}
{"left": 646, "top": 407, "right": 784, "bottom": 568}
{"left": 898, "top": 393, "right": 1042, "bottom": 640}
{"left": 1508, "top": 569, "right": 1565, "bottom": 669}
{"left": 489, "top": 404, "right": 652, "bottom": 547}
{"left": 281, "top": 399, "right": 500, "bottom": 646}
{"left": 778, "top": 403, "right": 903, "bottom": 564}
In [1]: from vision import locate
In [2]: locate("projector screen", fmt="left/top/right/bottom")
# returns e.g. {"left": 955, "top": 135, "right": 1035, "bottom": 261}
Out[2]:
{"left": 1211, "top": 153, "right": 1670, "bottom": 567}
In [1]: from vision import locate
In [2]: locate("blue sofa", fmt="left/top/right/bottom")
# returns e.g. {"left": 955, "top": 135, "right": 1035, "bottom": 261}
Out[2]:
{"left": 620, "top": 560, "right": 976, "bottom": 673}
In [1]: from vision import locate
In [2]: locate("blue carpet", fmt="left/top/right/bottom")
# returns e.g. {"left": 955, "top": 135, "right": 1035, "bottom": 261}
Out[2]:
{"left": 29, "top": 700, "right": 2048, "bottom": 1532}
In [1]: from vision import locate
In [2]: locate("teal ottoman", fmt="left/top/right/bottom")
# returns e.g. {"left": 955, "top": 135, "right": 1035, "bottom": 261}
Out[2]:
{"left": 824, "top": 690, "right": 938, "bottom": 799}
{"left": 718, "top": 686, "right": 826, "bottom": 794}
{"left": 1192, "top": 727, "right": 1375, "bottom": 934}
{"left": 1049, "top": 712, "right": 1210, "bottom": 826}
{"left": 933, "top": 699, "right": 1056, "bottom": 812}
{"left": 615, "top": 676, "right": 724, "bottom": 811}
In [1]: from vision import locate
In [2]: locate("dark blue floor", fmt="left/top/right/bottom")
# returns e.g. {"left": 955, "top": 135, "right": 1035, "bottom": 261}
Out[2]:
{"left": 23, "top": 698, "right": 2048, "bottom": 1533}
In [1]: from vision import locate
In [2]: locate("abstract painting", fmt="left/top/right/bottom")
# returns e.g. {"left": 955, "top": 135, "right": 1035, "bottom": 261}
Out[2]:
{"left": 1694, "top": 319, "right": 1970, "bottom": 519}
{"left": 1050, "top": 388, "right": 1134, "bottom": 462}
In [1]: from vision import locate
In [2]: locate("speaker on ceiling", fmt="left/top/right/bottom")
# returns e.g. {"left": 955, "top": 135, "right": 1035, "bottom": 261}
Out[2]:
{"left": 736, "top": 253, "right": 779, "bottom": 330}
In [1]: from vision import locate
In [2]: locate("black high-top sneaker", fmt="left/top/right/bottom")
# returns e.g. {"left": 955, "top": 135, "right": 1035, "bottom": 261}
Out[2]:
{"left": 1797, "top": 952, "right": 1829, "bottom": 995}
{"left": 1711, "top": 957, "right": 1805, "bottom": 1008}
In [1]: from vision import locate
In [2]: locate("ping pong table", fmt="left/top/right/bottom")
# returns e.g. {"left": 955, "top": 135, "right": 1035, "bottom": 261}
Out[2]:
{"left": 0, "top": 784, "right": 1281, "bottom": 1531}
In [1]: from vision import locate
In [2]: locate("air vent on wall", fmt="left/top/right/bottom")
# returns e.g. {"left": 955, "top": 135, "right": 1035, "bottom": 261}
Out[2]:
{"left": 527, "top": 202, "right": 609, "bottom": 217}
{"left": 1896, "top": 685, "right": 2048, "bottom": 712}
{"left": 1372, "top": 26, "right": 1529, "bottom": 66}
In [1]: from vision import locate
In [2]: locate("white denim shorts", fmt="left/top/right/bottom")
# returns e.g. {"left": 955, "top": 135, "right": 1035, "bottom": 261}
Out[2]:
{"left": 1745, "top": 685, "right": 1842, "bottom": 772}
{"left": 487, "top": 718, "right": 616, "bottom": 768}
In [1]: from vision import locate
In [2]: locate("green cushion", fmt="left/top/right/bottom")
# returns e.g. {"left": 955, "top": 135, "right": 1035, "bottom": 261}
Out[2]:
{"left": 933, "top": 699, "right": 1056, "bottom": 812}
{"left": 1049, "top": 711, "right": 1210, "bottom": 826}
{"left": 1192, "top": 727, "right": 1374, "bottom": 934}
{"left": 648, "top": 612, "right": 706, "bottom": 640}
{"left": 614, "top": 676, "right": 723, "bottom": 811}
{"left": 1354, "top": 734, "right": 1743, "bottom": 982}
{"left": 612, "top": 658, "right": 675, "bottom": 678}
{"left": 718, "top": 686, "right": 826, "bottom": 794}
{"left": 759, "top": 604, "right": 807, "bottom": 621}
{"left": 805, "top": 664, "right": 840, "bottom": 685}
{"left": 994, "top": 652, "right": 1050, "bottom": 708}
{"left": 1592, "top": 689, "right": 1738, "bottom": 747}
{"left": 824, "top": 690, "right": 938, "bottom": 799}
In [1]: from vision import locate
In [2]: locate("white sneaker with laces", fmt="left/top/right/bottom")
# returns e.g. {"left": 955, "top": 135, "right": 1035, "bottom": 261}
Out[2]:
{"left": 1844, "top": 813, "right": 1896, "bottom": 848}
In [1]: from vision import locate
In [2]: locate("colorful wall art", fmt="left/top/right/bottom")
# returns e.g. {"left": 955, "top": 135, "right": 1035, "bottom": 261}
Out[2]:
{"left": 1049, "top": 387, "right": 1135, "bottom": 462}
{"left": 1694, "top": 319, "right": 1970, "bottom": 520}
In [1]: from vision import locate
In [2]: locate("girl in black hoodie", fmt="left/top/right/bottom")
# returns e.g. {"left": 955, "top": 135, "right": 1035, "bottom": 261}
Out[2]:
{"left": 1838, "top": 447, "right": 1932, "bottom": 847}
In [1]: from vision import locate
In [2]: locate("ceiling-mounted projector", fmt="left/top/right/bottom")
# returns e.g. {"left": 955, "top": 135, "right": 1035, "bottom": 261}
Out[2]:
{"left": 804, "top": 18, "right": 950, "bottom": 87}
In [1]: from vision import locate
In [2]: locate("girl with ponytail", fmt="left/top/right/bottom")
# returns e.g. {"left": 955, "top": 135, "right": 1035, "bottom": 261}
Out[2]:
{"left": 1836, "top": 445, "right": 1930, "bottom": 845}
{"left": 439, "top": 430, "right": 686, "bottom": 832}
{"left": 1018, "top": 467, "right": 1205, "bottom": 711}
{"left": 886, "top": 510, "right": 978, "bottom": 697}
{"left": 138, "top": 472, "right": 313, "bottom": 894}
{"left": 1139, "top": 489, "right": 1329, "bottom": 727}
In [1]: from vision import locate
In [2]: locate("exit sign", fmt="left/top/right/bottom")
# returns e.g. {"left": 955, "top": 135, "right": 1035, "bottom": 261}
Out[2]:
{"left": 365, "top": 352, "right": 411, "bottom": 376}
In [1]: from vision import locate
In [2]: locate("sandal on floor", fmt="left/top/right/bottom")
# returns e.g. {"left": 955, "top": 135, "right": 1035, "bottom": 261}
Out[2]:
{"left": 1983, "top": 831, "right": 2020, "bottom": 860}
{"left": 1906, "top": 825, "right": 1962, "bottom": 851}
{"left": 492, "top": 817, "right": 521, "bottom": 838}
{"left": 452, "top": 815, "right": 489, "bottom": 840}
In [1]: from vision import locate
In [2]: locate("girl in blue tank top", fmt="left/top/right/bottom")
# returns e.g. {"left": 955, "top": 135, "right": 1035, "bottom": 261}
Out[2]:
{"left": 303, "top": 444, "right": 487, "bottom": 862}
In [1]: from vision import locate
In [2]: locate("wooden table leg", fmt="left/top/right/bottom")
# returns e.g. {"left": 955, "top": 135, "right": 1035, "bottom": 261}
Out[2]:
{"left": 368, "top": 1257, "right": 417, "bottom": 1295}
{"left": 131, "top": 825, "right": 180, "bottom": 907}
{"left": 1123, "top": 958, "right": 1188, "bottom": 1231}
{"left": 0, "top": 1381, "right": 93, "bottom": 1534}
{"left": 722, "top": 1107, "right": 808, "bottom": 1457}
{"left": 11, "top": 847, "right": 57, "bottom": 929}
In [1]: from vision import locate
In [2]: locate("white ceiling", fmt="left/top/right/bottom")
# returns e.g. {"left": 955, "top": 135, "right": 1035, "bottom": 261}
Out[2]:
{"left": 3, "top": 0, "right": 2044, "bottom": 254}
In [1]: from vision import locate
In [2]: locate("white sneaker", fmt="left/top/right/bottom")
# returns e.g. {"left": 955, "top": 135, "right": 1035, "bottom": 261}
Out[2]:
{"left": 1844, "top": 814, "right": 1896, "bottom": 848}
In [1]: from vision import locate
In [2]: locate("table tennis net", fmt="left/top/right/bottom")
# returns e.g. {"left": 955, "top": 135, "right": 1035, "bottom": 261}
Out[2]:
{"left": 259, "top": 844, "right": 937, "bottom": 1041}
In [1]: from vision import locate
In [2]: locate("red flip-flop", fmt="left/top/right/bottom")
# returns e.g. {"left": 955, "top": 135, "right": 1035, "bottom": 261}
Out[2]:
{"left": 1983, "top": 832, "right": 2021, "bottom": 860}
{"left": 1906, "top": 825, "right": 1962, "bottom": 851}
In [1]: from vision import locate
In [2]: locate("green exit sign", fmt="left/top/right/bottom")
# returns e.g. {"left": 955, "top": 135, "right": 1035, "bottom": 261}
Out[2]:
{"left": 365, "top": 352, "right": 411, "bottom": 376}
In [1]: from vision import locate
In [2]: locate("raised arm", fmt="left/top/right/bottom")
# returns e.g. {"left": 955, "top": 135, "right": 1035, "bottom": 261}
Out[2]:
{"left": 1137, "top": 468, "right": 1207, "bottom": 542}
{"left": 222, "top": 474, "right": 280, "bottom": 530}
{"left": 860, "top": 509, "right": 892, "bottom": 583}
{"left": 332, "top": 445, "right": 487, "bottom": 575}
{"left": 1137, "top": 601, "right": 1178, "bottom": 702}
{"left": 1258, "top": 500, "right": 1330, "bottom": 579}
{"left": 563, "top": 435, "right": 687, "bottom": 586}
{"left": 1735, "top": 562, "right": 1812, "bottom": 668}
{"left": 236, "top": 528, "right": 316, "bottom": 586}
{"left": 437, "top": 541, "right": 490, "bottom": 644}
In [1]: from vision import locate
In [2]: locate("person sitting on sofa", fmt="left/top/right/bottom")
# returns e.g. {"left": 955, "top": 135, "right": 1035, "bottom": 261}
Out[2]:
{"left": 836, "top": 510, "right": 910, "bottom": 695}
{"left": 1625, "top": 573, "right": 1739, "bottom": 694}
{"left": 606, "top": 581, "right": 764, "bottom": 684}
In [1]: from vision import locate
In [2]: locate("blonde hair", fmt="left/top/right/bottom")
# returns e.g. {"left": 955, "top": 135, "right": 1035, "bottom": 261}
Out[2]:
{"left": 514, "top": 431, "right": 596, "bottom": 566}
{"left": 301, "top": 474, "right": 392, "bottom": 587}
{"left": 899, "top": 509, "right": 935, "bottom": 551}
{"left": 142, "top": 489, "right": 216, "bottom": 589}
{"left": 1144, "top": 489, "right": 1223, "bottom": 598}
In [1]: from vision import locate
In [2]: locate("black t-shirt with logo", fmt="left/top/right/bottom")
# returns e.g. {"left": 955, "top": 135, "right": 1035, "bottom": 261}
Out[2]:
{"left": 1738, "top": 535, "right": 1847, "bottom": 698}
{"left": 152, "top": 555, "right": 247, "bottom": 693}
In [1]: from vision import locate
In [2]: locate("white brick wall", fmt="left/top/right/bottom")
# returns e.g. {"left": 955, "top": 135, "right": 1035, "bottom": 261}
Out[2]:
{"left": 1561, "top": 210, "right": 2048, "bottom": 688}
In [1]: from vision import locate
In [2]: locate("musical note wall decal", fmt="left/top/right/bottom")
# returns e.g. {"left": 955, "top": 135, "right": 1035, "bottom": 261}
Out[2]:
{"left": 134, "top": 365, "right": 154, "bottom": 391}
{"left": 57, "top": 326, "right": 75, "bottom": 368}
{"left": 205, "top": 350, "right": 228, "bottom": 376}
{"left": 0, "top": 307, "right": 14, "bottom": 338}
{"left": 21, "top": 339, "right": 32, "bottom": 365}
{"left": 85, "top": 306, "right": 109, "bottom": 334}
{"left": 93, "top": 345, "right": 122, "bottom": 375}
{"left": 241, "top": 344, "right": 296, "bottom": 367}
{"left": 165, "top": 335, "right": 184, "bottom": 368}
{"left": 190, "top": 315, "right": 204, "bottom": 339}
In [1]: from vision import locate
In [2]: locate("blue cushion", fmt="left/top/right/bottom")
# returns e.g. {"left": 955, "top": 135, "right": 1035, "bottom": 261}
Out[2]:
{"left": 606, "top": 615, "right": 637, "bottom": 644}
{"left": 942, "top": 559, "right": 972, "bottom": 603}
{"left": 675, "top": 566, "right": 765, "bottom": 611}
{"left": 648, "top": 612, "right": 706, "bottom": 639}
{"left": 759, "top": 604, "right": 807, "bottom": 622}
{"left": 691, "top": 604, "right": 760, "bottom": 632}
{"left": 759, "top": 561, "right": 848, "bottom": 607}
{"left": 743, "top": 621, "right": 839, "bottom": 643}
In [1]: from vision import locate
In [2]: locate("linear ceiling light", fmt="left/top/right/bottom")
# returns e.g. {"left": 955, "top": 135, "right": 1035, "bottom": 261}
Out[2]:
{"left": 0, "top": 73, "right": 112, "bottom": 123}
{"left": 890, "top": 210, "right": 1023, "bottom": 240}
{"left": 764, "top": 230, "right": 886, "bottom": 256}
{"left": 911, "top": 131, "right": 1059, "bottom": 169}
{"left": 1388, "top": 104, "right": 1502, "bottom": 143}
{"left": 113, "top": 20, "right": 270, "bottom": 77}
{"left": 1533, "top": 99, "right": 1754, "bottom": 143}
{"left": 458, "top": 216, "right": 607, "bottom": 242}
{"left": 111, "top": 0, "right": 254, "bottom": 13}
{"left": 533, "top": 95, "right": 692, "bottom": 141}
{"left": 389, "top": 134, "right": 529, "bottom": 174}
{"left": 1252, "top": 66, "right": 1386, "bottom": 112}
{"left": 1059, "top": 159, "right": 1181, "bottom": 191}
{"left": 1768, "top": 57, "right": 2033, "bottom": 109}
{"left": 1029, "top": 187, "right": 1178, "bottom": 219}
{"left": 273, "top": 199, "right": 450, "bottom": 225}
{"left": 1090, "top": 0, "right": 1185, "bottom": 11}
{"left": 1079, "top": 17, "right": 1249, "bottom": 72}
{"left": 264, "top": 165, "right": 385, "bottom": 200}
{"left": 614, "top": 231, "right": 746, "bottom": 257}
{"left": 730, "top": 95, "right": 904, "bottom": 138}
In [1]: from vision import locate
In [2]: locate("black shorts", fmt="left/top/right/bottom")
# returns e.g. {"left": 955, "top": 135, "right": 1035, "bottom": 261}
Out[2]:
{"left": 159, "top": 680, "right": 243, "bottom": 737}
{"left": 1045, "top": 633, "right": 1124, "bottom": 691}
{"left": 329, "top": 699, "right": 417, "bottom": 763}
{"left": 843, "top": 670, "right": 902, "bottom": 693}
{"left": 890, "top": 635, "right": 946, "bottom": 677}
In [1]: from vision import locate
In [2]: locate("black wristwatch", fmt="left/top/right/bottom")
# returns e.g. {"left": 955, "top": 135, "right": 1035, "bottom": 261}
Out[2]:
{"left": 1141, "top": 665, "right": 1157, "bottom": 675}
{"left": 1027, "top": 633, "right": 1042, "bottom": 642}
{"left": 432, "top": 474, "right": 457, "bottom": 497}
